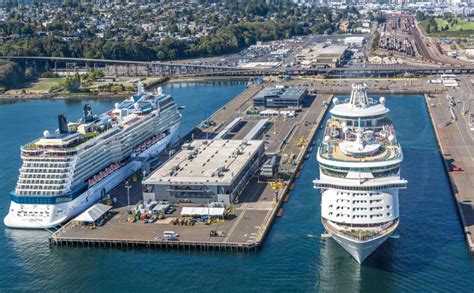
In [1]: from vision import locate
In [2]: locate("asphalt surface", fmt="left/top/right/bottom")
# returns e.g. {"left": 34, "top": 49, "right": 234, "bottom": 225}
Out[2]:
{"left": 426, "top": 76, "right": 474, "bottom": 253}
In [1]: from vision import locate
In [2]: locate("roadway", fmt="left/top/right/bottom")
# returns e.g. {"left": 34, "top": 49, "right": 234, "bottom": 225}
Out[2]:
{"left": 4, "top": 55, "right": 474, "bottom": 78}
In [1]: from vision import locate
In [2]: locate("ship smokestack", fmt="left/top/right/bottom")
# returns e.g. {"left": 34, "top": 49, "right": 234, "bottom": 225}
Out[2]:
{"left": 84, "top": 104, "right": 94, "bottom": 123}
{"left": 58, "top": 114, "right": 68, "bottom": 134}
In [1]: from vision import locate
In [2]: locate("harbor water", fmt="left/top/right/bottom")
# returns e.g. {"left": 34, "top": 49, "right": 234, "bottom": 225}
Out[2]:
{"left": 0, "top": 82, "right": 473, "bottom": 291}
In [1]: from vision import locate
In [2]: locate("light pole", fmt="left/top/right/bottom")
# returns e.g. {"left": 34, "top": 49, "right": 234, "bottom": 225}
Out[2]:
{"left": 125, "top": 180, "right": 131, "bottom": 206}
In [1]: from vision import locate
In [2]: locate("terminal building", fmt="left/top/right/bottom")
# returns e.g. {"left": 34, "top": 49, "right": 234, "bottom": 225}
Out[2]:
{"left": 253, "top": 85, "right": 307, "bottom": 109}
{"left": 142, "top": 139, "right": 265, "bottom": 205}
{"left": 296, "top": 44, "right": 348, "bottom": 68}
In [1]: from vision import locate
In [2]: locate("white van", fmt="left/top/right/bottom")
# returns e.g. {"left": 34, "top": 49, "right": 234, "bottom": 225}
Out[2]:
{"left": 163, "top": 231, "right": 179, "bottom": 238}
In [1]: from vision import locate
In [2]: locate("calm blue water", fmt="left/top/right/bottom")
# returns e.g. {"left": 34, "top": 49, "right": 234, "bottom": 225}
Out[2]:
{"left": 0, "top": 83, "right": 473, "bottom": 292}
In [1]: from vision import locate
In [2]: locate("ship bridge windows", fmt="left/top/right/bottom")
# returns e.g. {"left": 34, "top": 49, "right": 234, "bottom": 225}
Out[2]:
{"left": 373, "top": 167, "right": 400, "bottom": 178}
{"left": 321, "top": 167, "right": 347, "bottom": 178}
{"left": 332, "top": 113, "right": 386, "bottom": 121}
{"left": 319, "top": 163, "right": 400, "bottom": 173}
{"left": 315, "top": 183, "right": 406, "bottom": 191}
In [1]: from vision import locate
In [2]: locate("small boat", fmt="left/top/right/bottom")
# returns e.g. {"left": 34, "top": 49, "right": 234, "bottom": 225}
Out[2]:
{"left": 451, "top": 165, "right": 464, "bottom": 172}
{"left": 177, "top": 106, "right": 186, "bottom": 110}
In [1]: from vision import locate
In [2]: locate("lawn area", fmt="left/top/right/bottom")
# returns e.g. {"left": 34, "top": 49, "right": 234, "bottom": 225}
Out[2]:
{"left": 420, "top": 17, "right": 474, "bottom": 38}
{"left": 456, "top": 20, "right": 474, "bottom": 31}
{"left": 6, "top": 77, "right": 65, "bottom": 95}
{"left": 434, "top": 18, "right": 449, "bottom": 30}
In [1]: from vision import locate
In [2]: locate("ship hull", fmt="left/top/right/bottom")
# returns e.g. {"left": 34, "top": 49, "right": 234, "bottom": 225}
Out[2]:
{"left": 4, "top": 124, "right": 179, "bottom": 229}
{"left": 4, "top": 160, "right": 141, "bottom": 229}
{"left": 324, "top": 220, "right": 397, "bottom": 264}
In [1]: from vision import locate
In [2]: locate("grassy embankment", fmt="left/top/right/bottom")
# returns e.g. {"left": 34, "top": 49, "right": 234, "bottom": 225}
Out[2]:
{"left": 419, "top": 17, "right": 474, "bottom": 38}
{"left": 4, "top": 76, "right": 169, "bottom": 98}
{"left": 6, "top": 78, "right": 66, "bottom": 95}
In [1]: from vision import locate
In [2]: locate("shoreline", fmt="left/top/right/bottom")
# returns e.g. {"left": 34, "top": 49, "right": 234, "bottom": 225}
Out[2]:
{"left": 0, "top": 76, "right": 172, "bottom": 101}
{"left": 168, "top": 76, "right": 251, "bottom": 83}
{"left": 0, "top": 92, "right": 132, "bottom": 102}
{"left": 0, "top": 76, "right": 442, "bottom": 101}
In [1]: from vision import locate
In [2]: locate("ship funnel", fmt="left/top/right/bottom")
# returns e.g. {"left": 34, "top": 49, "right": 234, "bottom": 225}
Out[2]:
{"left": 83, "top": 104, "right": 94, "bottom": 123}
{"left": 137, "top": 82, "right": 145, "bottom": 95}
{"left": 58, "top": 114, "right": 69, "bottom": 134}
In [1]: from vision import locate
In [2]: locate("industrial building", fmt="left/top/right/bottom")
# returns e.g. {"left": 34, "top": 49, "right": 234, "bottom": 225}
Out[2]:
{"left": 142, "top": 139, "right": 265, "bottom": 205}
{"left": 253, "top": 85, "right": 307, "bottom": 109}
{"left": 296, "top": 44, "right": 348, "bottom": 68}
{"left": 344, "top": 36, "right": 366, "bottom": 48}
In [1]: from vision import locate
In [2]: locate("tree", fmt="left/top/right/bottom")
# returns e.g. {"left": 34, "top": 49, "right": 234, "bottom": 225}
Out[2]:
{"left": 0, "top": 60, "right": 24, "bottom": 90}
{"left": 63, "top": 73, "right": 81, "bottom": 93}
{"left": 372, "top": 31, "right": 380, "bottom": 51}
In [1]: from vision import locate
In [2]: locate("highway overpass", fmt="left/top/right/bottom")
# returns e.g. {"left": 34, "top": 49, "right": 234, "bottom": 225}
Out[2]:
{"left": 2, "top": 56, "right": 474, "bottom": 77}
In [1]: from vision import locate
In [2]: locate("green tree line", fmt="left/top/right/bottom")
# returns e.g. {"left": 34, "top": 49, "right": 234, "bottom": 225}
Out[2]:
{"left": 0, "top": 19, "right": 339, "bottom": 61}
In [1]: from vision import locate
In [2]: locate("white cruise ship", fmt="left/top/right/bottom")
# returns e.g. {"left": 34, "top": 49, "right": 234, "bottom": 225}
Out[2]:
{"left": 314, "top": 83, "right": 407, "bottom": 263}
{"left": 4, "top": 83, "right": 181, "bottom": 229}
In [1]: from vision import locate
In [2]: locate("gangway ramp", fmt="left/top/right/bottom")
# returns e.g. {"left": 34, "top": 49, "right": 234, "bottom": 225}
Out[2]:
{"left": 243, "top": 119, "right": 270, "bottom": 141}
{"left": 214, "top": 117, "right": 243, "bottom": 140}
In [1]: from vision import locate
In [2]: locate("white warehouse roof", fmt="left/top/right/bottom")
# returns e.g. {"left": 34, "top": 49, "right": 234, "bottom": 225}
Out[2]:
{"left": 181, "top": 207, "right": 225, "bottom": 217}
{"left": 74, "top": 203, "right": 112, "bottom": 223}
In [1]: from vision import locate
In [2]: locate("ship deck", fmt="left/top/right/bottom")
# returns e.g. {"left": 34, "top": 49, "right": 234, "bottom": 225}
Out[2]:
{"left": 319, "top": 143, "right": 400, "bottom": 162}
{"left": 320, "top": 116, "right": 401, "bottom": 163}
{"left": 323, "top": 218, "right": 399, "bottom": 242}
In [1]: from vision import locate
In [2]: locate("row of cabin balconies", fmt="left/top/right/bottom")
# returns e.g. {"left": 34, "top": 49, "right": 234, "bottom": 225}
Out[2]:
{"left": 18, "top": 179, "right": 68, "bottom": 185}
{"left": 20, "top": 167, "right": 71, "bottom": 174}
{"left": 20, "top": 174, "right": 69, "bottom": 179}
{"left": 17, "top": 182, "right": 67, "bottom": 189}
{"left": 22, "top": 162, "right": 72, "bottom": 168}
{"left": 16, "top": 184, "right": 67, "bottom": 193}
{"left": 22, "top": 155, "right": 75, "bottom": 161}
{"left": 16, "top": 190, "right": 63, "bottom": 196}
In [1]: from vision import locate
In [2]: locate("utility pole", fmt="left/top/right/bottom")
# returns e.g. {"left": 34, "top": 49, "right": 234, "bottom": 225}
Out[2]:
{"left": 125, "top": 181, "right": 131, "bottom": 206}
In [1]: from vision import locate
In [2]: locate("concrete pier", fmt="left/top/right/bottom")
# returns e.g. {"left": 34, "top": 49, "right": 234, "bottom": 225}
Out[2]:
{"left": 424, "top": 77, "right": 474, "bottom": 254}
{"left": 50, "top": 84, "right": 332, "bottom": 251}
